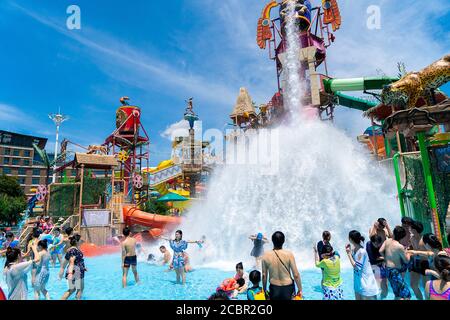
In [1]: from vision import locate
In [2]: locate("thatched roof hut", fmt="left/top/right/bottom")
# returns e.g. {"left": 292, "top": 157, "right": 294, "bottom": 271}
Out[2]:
{"left": 230, "top": 87, "right": 257, "bottom": 126}
{"left": 73, "top": 153, "right": 119, "bottom": 169}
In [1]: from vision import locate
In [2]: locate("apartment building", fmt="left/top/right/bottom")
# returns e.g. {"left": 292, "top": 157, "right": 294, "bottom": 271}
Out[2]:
{"left": 0, "top": 130, "right": 75, "bottom": 196}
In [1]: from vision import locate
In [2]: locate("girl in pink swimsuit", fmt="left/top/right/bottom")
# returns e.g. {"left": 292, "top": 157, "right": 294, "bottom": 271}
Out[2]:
{"left": 426, "top": 254, "right": 450, "bottom": 300}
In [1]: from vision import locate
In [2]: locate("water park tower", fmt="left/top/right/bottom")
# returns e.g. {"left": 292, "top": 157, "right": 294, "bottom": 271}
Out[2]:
{"left": 179, "top": 98, "right": 204, "bottom": 198}
{"left": 256, "top": 0, "right": 342, "bottom": 122}
{"left": 104, "top": 97, "right": 151, "bottom": 203}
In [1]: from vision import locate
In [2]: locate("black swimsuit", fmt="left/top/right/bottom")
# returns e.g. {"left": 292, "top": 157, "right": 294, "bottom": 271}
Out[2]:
{"left": 124, "top": 255, "right": 137, "bottom": 267}
{"left": 269, "top": 283, "right": 295, "bottom": 300}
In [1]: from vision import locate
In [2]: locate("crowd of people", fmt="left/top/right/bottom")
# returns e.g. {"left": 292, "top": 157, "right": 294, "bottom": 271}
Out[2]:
{"left": 1, "top": 224, "right": 86, "bottom": 300}
{"left": 208, "top": 217, "right": 450, "bottom": 301}
{"left": 1, "top": 215, "right": 449, "bottom": 301}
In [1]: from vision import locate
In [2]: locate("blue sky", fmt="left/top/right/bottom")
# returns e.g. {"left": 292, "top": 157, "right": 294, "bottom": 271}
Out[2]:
{"left": 0, "top": 0, "right": 449, "bottom": 165}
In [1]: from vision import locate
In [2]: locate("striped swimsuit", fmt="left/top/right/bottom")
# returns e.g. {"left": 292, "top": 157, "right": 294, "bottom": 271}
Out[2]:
{"left": 429, "top": 281, "right": 450, "bottom": 300}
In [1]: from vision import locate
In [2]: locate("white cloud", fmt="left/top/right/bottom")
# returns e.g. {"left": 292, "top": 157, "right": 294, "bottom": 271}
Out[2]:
{"left": 160, "top": 120, "right": 202, "bottom": 140}
{"left": 0, "top": 103, "right": 42, "bottom": 130}
{"left": 326, "top": 0, "right": 450, "bottom": 78}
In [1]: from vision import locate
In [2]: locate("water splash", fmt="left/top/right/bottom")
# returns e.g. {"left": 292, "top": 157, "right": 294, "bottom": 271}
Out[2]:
{"left": 282, "top": 0, "right": 304, "bottom": 120}
{"left": 181, "top": 3, "right": 399, "bottom": 270}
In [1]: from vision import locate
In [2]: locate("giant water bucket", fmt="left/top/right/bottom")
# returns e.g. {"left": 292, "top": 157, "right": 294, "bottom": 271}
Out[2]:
{"left": 116, "top": 105, "right": 141, "bottom": 134}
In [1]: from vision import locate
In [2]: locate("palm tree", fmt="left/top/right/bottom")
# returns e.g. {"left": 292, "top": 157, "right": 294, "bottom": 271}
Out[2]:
{"left": 32, "top": 144, "right": 67, "bottom": 212}
{"left": 32, "top": 143, "right": 55, "bottom": 189}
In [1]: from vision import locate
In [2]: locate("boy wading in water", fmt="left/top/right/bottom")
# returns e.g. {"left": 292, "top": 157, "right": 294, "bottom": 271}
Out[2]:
{"left": 261, "top": 231, "right": 302, "bottom": 300}
{"left": 121, "top": 227, "right": 140, "bottom": 288}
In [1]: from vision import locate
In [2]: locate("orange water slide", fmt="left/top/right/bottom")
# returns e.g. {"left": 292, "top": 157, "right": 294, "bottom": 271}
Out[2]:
{"left": 122, "top": 206, "right": 182, "bottom": 230}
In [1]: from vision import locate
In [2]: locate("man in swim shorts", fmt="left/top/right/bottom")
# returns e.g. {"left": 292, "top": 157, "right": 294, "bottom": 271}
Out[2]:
{"left": 380, "top": 226, "right": 412, "bottom": 300}
{"left": 121, "top": 227, "right": 139, "bottom": 288}
{"left": 159, "top": 245, "right": 171, "bottom": 266}
{"left": 261, "top": 231, "right": 302, "bottom": 300}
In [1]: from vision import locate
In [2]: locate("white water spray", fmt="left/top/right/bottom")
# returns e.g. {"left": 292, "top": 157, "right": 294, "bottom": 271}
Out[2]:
{"left": 182, "top": 3, "right": 399, "bottom": 270}
{"left": 282, "top": 0, "right": 304, "bottom": 121}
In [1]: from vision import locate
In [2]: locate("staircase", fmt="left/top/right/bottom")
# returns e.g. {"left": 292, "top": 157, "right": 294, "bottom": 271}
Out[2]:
{"left": 110, "top": 192, "right": 125, "bottom": 225}
{"left": 18, "top": 215, "right": 79, "bottom": 249}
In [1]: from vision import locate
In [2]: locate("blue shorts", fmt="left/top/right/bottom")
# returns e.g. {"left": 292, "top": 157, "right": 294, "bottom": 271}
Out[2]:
{"left": 386, "top": 267, "right": 411, "bottom": 299}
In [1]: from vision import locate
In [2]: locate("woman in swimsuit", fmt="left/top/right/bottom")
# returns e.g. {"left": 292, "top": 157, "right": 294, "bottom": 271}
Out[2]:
{"left": 408, "top": 220, "right": 426, "bottom": 300}
{"left": 234, "top": 262, "right": 250, "bottom": 294}
{"left": 425, "top": 254, "right": 450, "bottom": 300}
{"left": 408, "top": 233, "right": 443, "bottom": 277}
{"left": 59, "top": 234, "right": 87, "bottom": 300}
{"left": 33, "top": 240, "right": 51, "bottom": 300}
{"left": 345, "top": 230, "right": 379, "bottom": 300}
{"left": 249, "top": 233, "right": 268, "bottom": 268}
{"left": 23, "top": 228, "right": 41, "bottom": 286}
{"left": 366, "top": 234, "right": 388, "bottom": 299}
{"left": 3, "top": 246, "right": 39, "bottom": 300}
{"left": 159, "top": 230, "right": 203, "bottom": 285}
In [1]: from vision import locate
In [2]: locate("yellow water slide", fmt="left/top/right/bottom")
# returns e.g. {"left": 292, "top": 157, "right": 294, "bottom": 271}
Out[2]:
{"left": 144, "top": 160, "right": 184, "bottom": 196}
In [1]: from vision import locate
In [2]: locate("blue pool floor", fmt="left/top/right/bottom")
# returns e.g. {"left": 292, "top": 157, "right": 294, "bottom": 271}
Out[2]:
{"left": 0, "top": 253, "right": 403, "bottom": 300}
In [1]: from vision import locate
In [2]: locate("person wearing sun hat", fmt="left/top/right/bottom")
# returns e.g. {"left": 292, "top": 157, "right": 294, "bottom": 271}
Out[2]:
{"left": 249, "top": 232, "right": 269, "bottom": 268}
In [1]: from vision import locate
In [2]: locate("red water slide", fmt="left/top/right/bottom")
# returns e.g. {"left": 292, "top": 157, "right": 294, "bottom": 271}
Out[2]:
{"left": 122, "top": 206, "right": 182, "bottom": 236}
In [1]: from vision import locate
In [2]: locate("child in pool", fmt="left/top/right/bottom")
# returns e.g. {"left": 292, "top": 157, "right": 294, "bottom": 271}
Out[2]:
{"left": 50, "top": 228, "right": 64, "bottom": 267}
{"left": 218, "top": 278, "right": 245, "bottom": 299}
{"left": 147, "top": 254, "right": 156, "bottom": 264}
{"left": 247, "top": 270, "right": 266, "bottom": 300}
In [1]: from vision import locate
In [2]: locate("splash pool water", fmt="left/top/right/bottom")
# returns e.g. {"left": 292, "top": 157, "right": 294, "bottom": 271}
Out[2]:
{"left": 1, "top": 254, "right": 399, "bottom": 300}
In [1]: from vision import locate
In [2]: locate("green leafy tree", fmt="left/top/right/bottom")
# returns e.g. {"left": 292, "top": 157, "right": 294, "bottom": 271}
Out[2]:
{"left": 0, "top": 175, "right": 25, "bottom": 197}
{"left": 0, "top": 194, "right": 27, "bottom": 226}
{"left": 0, "top": 176, "right": 27, "bottom": 226}
{"left": 143, "top": 198, "right": 170, "bottom": 216}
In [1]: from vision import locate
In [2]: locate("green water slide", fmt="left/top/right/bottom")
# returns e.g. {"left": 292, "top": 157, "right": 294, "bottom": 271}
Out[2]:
{"left": 323, "top": 77, "right": 399, "bottom": 93}
{"left": 323, "top": 77, "right": 399, "bottom": 111}
{"left": 333, "top": 92, "right": 377, "bottom": 112}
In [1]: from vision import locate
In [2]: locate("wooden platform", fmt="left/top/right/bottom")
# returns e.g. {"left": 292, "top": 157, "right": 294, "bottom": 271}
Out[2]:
{"left": 383, "top": 100, "right": 450, "bottom": 138}
{"left": 80, "top": 226, "right": 113, "bottom": 246}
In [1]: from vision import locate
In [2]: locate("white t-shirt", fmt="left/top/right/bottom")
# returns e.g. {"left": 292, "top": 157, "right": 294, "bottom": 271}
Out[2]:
{"left": 352, "top": 247, "right": 380, "bottom": 297}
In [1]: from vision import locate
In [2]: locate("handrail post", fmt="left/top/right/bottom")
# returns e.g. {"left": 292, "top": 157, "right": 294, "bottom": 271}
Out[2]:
{"left": 393, "top": 153, "right": 406, "bottom": 217}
